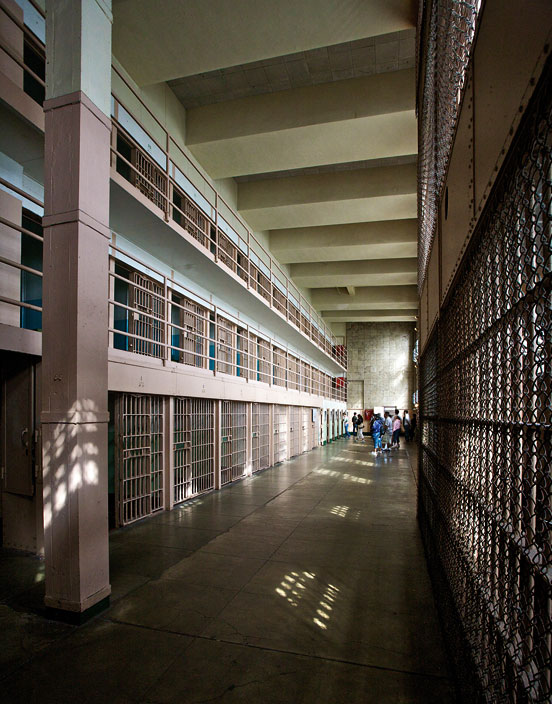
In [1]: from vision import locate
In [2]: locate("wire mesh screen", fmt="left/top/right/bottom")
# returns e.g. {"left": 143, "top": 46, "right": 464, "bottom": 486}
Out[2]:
{"left": 417, "top": 0, "right": 480, "bottom": 290}
{"left": 118, "top": 393, "right": 164, "bottom": 526}
{"left": 173, "top": 397, "right": 215, "bottom": 503}
{"left": 418, "top": 58, "right": 552, "bottom": 704}
{"left": 252, "top": 403, "right": 270, "bottom": 473}
{"left": 221, "top": 400, "right": 247, "bottom": 485}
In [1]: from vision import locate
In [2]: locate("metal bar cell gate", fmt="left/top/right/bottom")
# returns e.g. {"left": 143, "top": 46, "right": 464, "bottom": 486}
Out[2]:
{"left": 289, "top": 406, "right": 302, "bottom": 458}
{"left": 221, "top": 400, "right": 247, "bottom": 485}
{"left": 252, "top": 403, "right": 270, "bottom": 473}
{"left": 301, "top": 407, "right": 310, "bottom": 453}
{"left": 273, "top": 405, "right": 288, "bottom": 464}
{"left": 173, "top": 398, "right": 215, "bottom": 502}
{"left": 117, "top": 393, "right": 164, "bottom": 526}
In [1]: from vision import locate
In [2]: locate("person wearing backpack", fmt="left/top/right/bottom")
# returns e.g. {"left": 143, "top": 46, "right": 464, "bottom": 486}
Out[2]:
{"left": 371, "top": 414, "right": 384, "bottom": 455}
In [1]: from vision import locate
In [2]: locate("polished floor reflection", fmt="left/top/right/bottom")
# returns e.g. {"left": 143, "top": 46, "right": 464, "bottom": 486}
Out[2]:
{"left": 0, "top": 440, "right": 454, "bottom": 703}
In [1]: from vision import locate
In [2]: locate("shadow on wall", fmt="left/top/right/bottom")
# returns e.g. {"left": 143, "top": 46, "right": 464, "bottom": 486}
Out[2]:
{"left": 42, "top": 399, "right": 102, "bottom": 534}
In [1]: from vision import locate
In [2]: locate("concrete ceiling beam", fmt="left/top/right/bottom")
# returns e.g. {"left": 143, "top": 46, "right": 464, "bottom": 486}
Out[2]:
{"left": 186, "top": 69, "right": 415, "bottom": 142}
{"left": 269, "top": 219, "right": 417, "bottom": 263}
{"left": 112, "top": 0, "right": 416, "bottom": 85}
{"left": 238, "top": 163, "right": 417, "bottom": 230}
{"left": 290, "top": 257, "right": 417, "bottom": 288}
{"left": 322, "top": 309, "right": 418, "bottom": 321}
{"left": 310, "top": 285, "right": 418, "bottom": 310}
{"left": 186, "top": 91, "right": 416, "bottom": 177}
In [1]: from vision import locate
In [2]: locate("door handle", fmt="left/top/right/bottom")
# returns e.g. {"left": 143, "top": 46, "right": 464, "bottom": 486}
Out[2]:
{"left": 21, "top": 428, "right": 29, "bottom": 450}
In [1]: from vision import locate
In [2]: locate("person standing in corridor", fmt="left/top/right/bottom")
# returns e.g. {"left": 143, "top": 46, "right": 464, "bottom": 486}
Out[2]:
{"left": 392, "top": 413, "right": 402, "bottom": 449}
{"left": 343, "top": 412, "right": 350, "bottom": 438}
{"left": 403, "top": 410, "right": 411, "bottom": 442}
{"left": 382, "top": 411, "right": 393, "bottom": 452}
{"left": 356, "top": 414, "right": 365, "bottom": 442}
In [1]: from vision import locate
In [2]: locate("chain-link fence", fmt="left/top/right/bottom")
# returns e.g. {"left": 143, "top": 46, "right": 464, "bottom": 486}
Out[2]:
{"left": 417, "top": 0, "right": 480, "bottom": 291}
{"left": 419, "top": 54, "right": 552, "bottom": 703}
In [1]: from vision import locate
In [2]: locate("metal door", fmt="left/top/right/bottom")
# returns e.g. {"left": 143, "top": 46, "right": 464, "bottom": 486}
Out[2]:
{"left": 273, "top": 405, "right": 288, "bottom": 463}
{"left": 117, "top": 393, "right": 164, "bottom": 525}
{"left": 1, "top": 355, "right": 35, "bottom": 497}
{"left": 310, "top": 409, "right": 319, "bottom": 449}
{"left": 221, "top": 401, "right": 246, "bottom": 485}
{"left": 252, "top": 403, "right": 270, "bottom": 472}
{"left": 174, "top": 397, "right": 214, "bottom": 503}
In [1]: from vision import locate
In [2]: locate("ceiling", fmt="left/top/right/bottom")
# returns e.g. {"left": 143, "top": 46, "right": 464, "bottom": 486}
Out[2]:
{"left": 112, "top": 0, "right": 419, "bottom": 330}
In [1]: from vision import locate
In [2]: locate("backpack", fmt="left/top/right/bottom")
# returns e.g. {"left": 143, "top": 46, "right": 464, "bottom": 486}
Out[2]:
{"left": 373, "top": 419, "right": 382, "bottom": 435}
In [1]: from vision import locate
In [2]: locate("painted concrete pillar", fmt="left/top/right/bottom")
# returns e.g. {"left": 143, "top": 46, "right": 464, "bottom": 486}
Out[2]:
{"left": 41, "top": 0, "right": 112, "bottom": 617}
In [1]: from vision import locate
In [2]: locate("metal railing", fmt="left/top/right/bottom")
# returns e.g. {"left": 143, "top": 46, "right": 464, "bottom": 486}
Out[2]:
{"left": 0, "top": 178, "right": 43, "bottom": 330}
{"left": 108, "top": 240, "right": 347, "bottom": 403}
{"left": 418, "top": 55, "right": 552, "bottom": 704}
{"left": 0, "top": 10, "right": 345, "bottom": 370}
{"left": 417, "top": 0, "right": 481, "bottom": 291}
{"left": 0, "top": 0, "right": 45, "bottom": 106}
{"left": 109, "top": 66, "right": 346, "bottom": 370}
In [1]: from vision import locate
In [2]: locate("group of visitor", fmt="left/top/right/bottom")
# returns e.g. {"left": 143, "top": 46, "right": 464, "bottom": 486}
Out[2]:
{"left": 343, "top": 410, "right": 416, "bottom": 456}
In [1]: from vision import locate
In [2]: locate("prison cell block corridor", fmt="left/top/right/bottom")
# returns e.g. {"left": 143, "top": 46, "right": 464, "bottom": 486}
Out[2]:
{"left": 0, "top": 441, "right": 454, "bottom": 703}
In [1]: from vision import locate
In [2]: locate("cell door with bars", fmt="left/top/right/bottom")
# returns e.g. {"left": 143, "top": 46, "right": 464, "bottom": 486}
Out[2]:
{"left": 173, "top": 398, "right": 215, "bottom": 503}
{"left": 273, "top": 405, "right": 288, "bottom": 464}
{"left": 217, "top": 315, "right": 236, "bottom": 375}
{"left": 252, "top": 403, "right": 270, "bottom": 473}
{"left": 117, "top": 393, "right": 164, "bottom": 526}
{"left": 301, "top": 407, "right": 311, "bottom": 453}
{"left": 221, "top": 401, "right": 247, "bottom": 485}
{"left": 255, "top": 336, "right": 271, "bottom": 384}
{"left": 129, "top": 272, "right": 165, "bottom": 359}
{"left": 131, "top": 144, "right": 167, "bottom": 211}
{"left": 310, "top": 409, "right": 319, "bottom": 449}
{"left": 289, "top": 406, "right": 302, "bottom": 458}
{"left": 171, "top": 295, "right": 207, "bottom": 368}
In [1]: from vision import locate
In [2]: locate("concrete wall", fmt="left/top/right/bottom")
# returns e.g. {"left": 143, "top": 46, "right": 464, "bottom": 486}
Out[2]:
{"left": 346, "top": 322, "right": 415, "bottom": 411}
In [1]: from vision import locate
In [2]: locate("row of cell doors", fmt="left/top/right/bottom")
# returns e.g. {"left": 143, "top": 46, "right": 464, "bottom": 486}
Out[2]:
{"left": 115, "top": 394, "right": 323, "bottom": 526}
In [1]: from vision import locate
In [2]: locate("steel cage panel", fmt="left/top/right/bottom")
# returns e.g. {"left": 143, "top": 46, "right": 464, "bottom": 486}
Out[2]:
{"left": 418, "top": 57, "right": 552, "bottom": 703}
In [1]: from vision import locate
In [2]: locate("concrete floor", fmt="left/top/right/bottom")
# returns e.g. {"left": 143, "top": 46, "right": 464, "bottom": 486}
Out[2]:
{"left": 0, "top": 440, "right": 455, "bottom": 703}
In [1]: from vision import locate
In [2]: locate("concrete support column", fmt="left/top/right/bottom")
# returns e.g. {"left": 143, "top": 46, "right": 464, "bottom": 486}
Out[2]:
{"left": 41, "top": 0, "right": 112, "bottom": 617}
